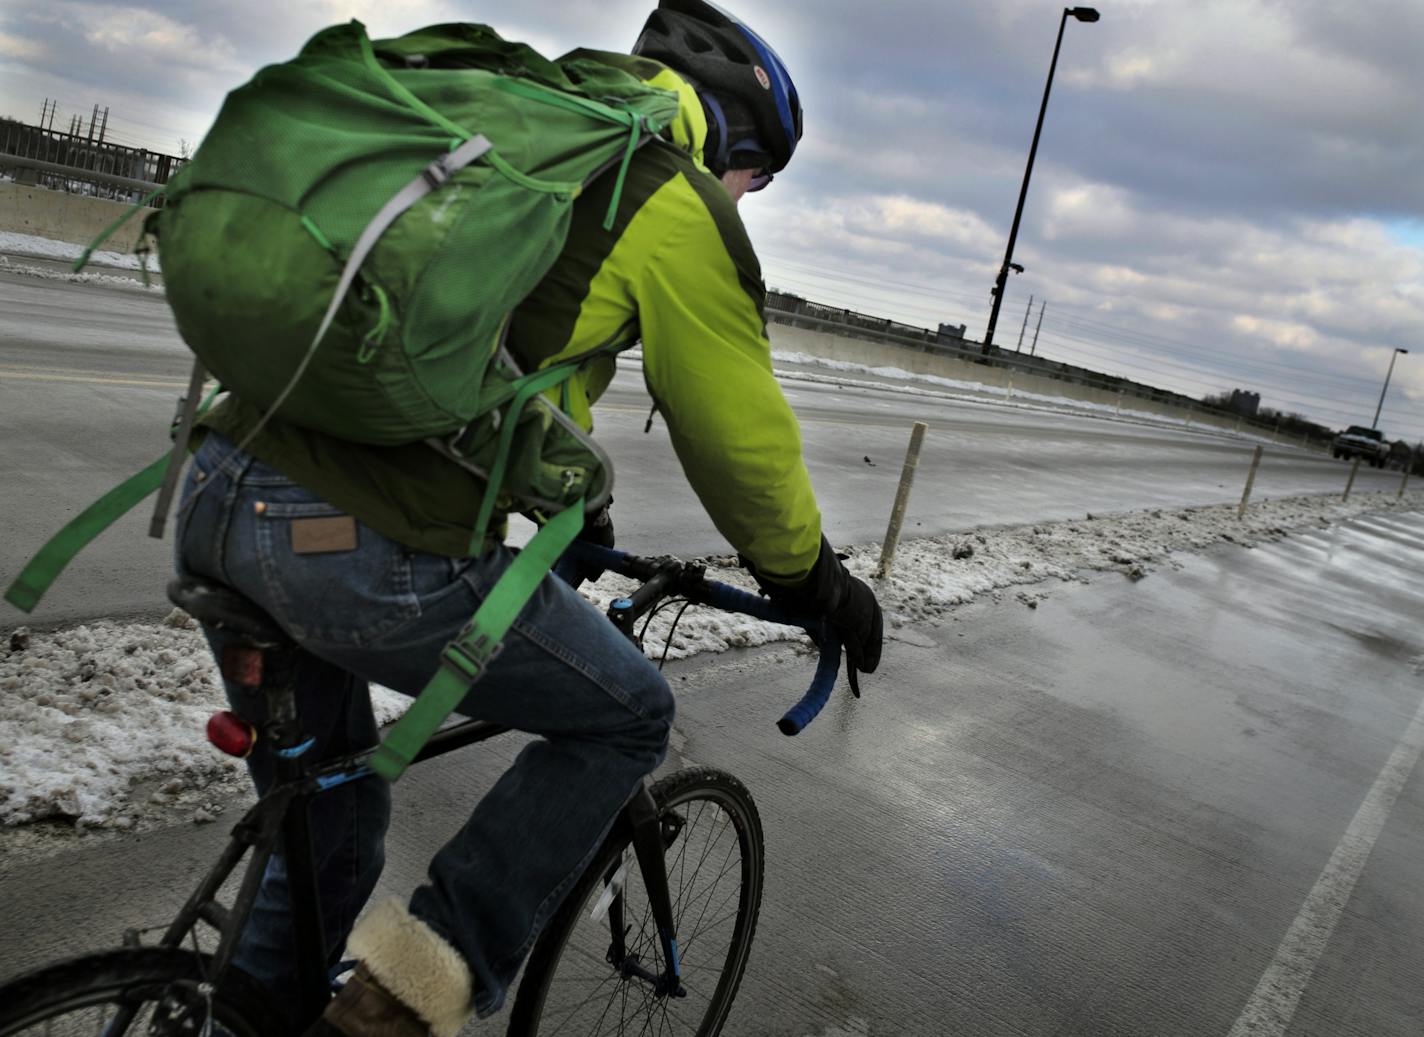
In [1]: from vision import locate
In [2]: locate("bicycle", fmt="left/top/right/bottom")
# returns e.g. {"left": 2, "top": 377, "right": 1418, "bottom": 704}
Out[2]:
{"left": 0, "top": 542, "right": 847, "bottom": 1037}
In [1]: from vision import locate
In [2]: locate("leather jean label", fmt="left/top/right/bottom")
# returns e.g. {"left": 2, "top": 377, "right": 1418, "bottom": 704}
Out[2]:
{"left": 290, "top": 515, "right": 358, "bottom": 554}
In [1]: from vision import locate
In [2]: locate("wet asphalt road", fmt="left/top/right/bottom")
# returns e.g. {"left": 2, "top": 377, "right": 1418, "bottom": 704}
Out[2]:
{"left": 0, "top": 271, "right": 1406, "bottom": 624}
{"left": 3, "top": 509, "right": 1422, "bottom": 1036}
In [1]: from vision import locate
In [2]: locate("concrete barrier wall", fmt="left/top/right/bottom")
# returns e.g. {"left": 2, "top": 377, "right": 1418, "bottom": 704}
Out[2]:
{"left": 0, "top": 184, "right": 1258, "bottom": 442}
{"left": 0, "top": 182, "right": 154, "bottom": 253}
{"left": 767, "top": 321, "right": 1243, "bottom": 435}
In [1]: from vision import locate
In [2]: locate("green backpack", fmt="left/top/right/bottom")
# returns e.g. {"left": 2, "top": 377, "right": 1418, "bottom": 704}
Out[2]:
{"left": 6, "top": 21, "right": 682, "bottom": 779}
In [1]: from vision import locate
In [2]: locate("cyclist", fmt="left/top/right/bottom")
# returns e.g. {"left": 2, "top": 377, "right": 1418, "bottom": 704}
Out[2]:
{"left": 177, "top": 2, "right": 882, "bottom": 1034}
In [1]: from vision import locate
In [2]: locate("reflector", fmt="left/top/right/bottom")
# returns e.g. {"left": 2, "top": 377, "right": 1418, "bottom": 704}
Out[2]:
{"left": 207, "top": 710, "right": 257, "bottom": 758}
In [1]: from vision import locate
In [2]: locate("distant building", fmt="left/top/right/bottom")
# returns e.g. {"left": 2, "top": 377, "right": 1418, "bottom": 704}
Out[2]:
{"left": 1228, "top": 389, "right": 1261, "bottom": 417}
{"left": 936, "top": 322, "right": 966, "bottom": 342}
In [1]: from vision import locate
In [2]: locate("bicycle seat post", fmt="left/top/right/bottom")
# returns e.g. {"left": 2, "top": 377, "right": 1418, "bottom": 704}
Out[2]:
{"left": 166, "top": 576, "right": 330, "bottom": 1017}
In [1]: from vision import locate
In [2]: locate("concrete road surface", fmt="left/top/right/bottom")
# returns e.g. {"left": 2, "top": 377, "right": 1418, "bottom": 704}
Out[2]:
{"left": 3, "top": 507, "right": 1422, "bottom": 1036}
{"left": 0, "top": 271, "right": 1406, "bottom": 625}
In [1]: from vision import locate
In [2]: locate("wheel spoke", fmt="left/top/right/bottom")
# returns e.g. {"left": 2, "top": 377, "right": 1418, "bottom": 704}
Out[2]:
{"left": 513, "top": 771, "right": 762, "bottom": 1036}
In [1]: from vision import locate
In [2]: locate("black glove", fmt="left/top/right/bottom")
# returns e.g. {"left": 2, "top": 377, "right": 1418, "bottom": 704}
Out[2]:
{"left": 556, "top": 500, "right": 614, "bottom": 587}
{"left": 746, "top": 536, "right": 883, "bottom": 675}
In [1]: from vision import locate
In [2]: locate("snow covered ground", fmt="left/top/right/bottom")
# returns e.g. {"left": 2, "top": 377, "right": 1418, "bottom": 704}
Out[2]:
{"left": 767, "top": 349, "right": 1232, "bottom": 436}
{"left": 0, "top": 229, "right": 156, "bottom": 271}
{"left": 4, "top": 488, "right": 1419, "bottom": 832}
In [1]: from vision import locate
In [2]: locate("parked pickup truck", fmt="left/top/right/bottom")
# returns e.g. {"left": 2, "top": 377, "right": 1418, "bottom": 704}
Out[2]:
{"left": 1332, "top": 425, "right": 1390, "bottom": 466}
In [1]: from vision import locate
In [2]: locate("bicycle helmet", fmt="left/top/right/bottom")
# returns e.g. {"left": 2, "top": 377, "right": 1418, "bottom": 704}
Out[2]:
{"left": 632, "top": 0, "right": 803, "bottom": 186}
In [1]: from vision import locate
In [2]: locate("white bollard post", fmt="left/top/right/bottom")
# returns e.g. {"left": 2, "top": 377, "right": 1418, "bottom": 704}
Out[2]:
{"left": 876, "top": 421, "right": 929, "bottom": 579}
{"left": 1238, "top": 445, "right": 1264, "bottom": 519}
{"left": 1343, "top": 457, "right": 1361, "bottom": 501}
{"left": 1400, "top": 468, "right": 1412, "bottom": 500}
{"left": 1116, "top": 390, "right": 1124, "bottom": 416}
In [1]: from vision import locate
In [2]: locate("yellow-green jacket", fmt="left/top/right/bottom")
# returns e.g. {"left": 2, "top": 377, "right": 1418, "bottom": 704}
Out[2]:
{"left": 201, "top": 53, "right": 822, "bottom": 585}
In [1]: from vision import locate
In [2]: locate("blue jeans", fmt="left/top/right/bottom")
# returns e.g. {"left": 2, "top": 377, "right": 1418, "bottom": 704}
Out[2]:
{"left": 176, "top": 434, "right": 674, "bottom": 1025}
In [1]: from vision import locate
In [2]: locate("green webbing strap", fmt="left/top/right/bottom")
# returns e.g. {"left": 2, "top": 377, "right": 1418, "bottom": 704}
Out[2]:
{"left": 603, "top": 117, "right": 644, "bottom": 232}
{"left": 491, "top": 77, "right": 635, "bottom": 127}
{"left": 368, "top": 501, "right": 585, "bottom": 782}
{"left": 5, "top": 381, "right": 221, "bottom": 613}
{"left": 488, "top": 77, "right": 652, "bottom": 229}
{"left": 73, "top": 187, "right": 165, "bottom": 273}
{"left": 470, "top": 363, "right": 583, "bottom": 550}
{"left": 354, "top": 24, "right": 471, "bottom": 142}
{"left": 4, "top": 452, "right": 170, "bottom": 613}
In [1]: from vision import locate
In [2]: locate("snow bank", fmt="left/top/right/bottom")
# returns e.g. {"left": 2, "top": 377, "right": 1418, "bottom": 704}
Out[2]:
{"left": 0, "top": 254, "right": 164, "bottom": 291}
{"left": 769, "top": 349, "right": 1255, "bottom": 436}
{"left": 0, "top": 230, "right": 156, "bottom": 271}
{"left": 4, "top": 489, "right": 1417, "bottom": 830}
{"left": 0, "top": 610, "right": 407, "bottom": 830}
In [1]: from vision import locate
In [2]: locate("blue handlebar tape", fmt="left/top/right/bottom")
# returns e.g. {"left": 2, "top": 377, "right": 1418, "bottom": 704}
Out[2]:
{"left": 776, "top": 627, "right": 842, "bottom": 735}
{"left": 570, "top": 542, "right": 845, "bottom": 734}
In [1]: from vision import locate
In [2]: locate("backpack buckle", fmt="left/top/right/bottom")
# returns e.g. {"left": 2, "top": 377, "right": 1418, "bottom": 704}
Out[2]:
{"left": 444, "top": 424, "right": 474, "bottom": 458}
{"left": 422, "top": 154, "right": 454, "bottom": 189}
{"left": 439, "top": 626, "right": 503, "bottom": 684}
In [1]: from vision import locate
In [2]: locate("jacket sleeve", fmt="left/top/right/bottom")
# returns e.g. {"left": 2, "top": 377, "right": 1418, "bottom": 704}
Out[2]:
{"left": 633, "top": 175, "right": 823, "bottom": 584}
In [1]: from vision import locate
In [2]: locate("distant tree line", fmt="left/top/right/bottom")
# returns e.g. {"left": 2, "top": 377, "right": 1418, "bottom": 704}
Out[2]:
{"left": 1202, "top": 388, "right": 1422, "bottom": 472}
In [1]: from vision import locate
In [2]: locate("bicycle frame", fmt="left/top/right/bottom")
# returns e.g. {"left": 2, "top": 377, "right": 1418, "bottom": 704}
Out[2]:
{"left": 154, "top": 564, "right": 703, "bottom": 1021}
{"left": 154, "top": 548, "right": 841, "bottom": 1025}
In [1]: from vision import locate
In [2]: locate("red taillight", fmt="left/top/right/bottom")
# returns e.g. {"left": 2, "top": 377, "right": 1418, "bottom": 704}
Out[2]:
{"left": 220, "top": 645, "right": 263, "bottom": 687}
{"left": 207, "top": 710, "right": 257, "bottom": 758}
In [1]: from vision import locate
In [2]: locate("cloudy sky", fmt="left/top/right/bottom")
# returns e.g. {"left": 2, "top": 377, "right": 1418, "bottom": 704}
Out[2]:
{"left": 3, "top": 0, "right": 1422, "bottom": 440}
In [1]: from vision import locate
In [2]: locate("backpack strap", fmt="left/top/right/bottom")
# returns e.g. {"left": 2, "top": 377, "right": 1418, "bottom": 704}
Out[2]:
{"left": 368, "top": 501, "right": 584, "bottom": 782}
{"left": 4, "top": 453, "right": 172, "bottom": 612}
{"left": 72, "top": 186, "right": 166, "bottom": 273}
{"left": 3, "top": 377, "right": 222, "bottom": 613}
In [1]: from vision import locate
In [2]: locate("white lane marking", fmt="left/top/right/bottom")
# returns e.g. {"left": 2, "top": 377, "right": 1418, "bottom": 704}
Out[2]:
{"left": 1227, "top": 691, "right": 1424, "bottom": 1036}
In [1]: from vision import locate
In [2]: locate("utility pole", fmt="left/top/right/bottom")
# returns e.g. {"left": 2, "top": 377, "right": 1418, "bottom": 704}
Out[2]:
{"left": 1016, "top": 294, "right": 1034, "bottom": 352}
{"left": 87, "top": 104, "right": 99, "bottom": 141}
{"left": 1030, "top": 299, "right": 1046, "bottom": 356}
{"left": 97, "top": 107, "right": 109, "bottom": 144}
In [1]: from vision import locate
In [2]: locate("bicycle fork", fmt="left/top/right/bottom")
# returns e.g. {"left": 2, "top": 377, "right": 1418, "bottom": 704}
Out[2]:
{"left": 606, "top": 784, "right": 687, "bottom": 999}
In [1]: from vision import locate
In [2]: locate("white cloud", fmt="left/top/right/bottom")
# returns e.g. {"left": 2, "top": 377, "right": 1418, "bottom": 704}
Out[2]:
{"left": 1230, "top": 315, "right": 1320, "bottom": 353}
{"left": 0, "top": 31, "right": 45, "bottom": 60}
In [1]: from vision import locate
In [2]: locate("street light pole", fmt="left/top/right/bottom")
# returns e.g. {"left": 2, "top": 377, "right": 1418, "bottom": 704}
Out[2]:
{"left": 981, "top": 6, "right": 1099, "bottom": 355}
{"left": 1371, "top": 347, "right": 1408, "bottom": 428}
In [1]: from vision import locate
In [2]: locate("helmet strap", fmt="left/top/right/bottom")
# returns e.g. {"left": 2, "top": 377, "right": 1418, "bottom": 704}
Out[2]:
{"left": 699, "top": 90, "right": 731, "bottom": 175}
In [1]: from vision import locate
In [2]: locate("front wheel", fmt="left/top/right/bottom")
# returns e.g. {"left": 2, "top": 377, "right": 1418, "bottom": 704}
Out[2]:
{"left": 0, "top": 948, "right": 284, "bottom": 1037}
{"left": 510, "top": 767, "right": 765, "bottom": 1037}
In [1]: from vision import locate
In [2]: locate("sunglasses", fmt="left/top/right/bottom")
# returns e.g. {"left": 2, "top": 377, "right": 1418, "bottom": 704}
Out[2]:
{"left": 747, "top": 170, "right": 774, "bottom": 192}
